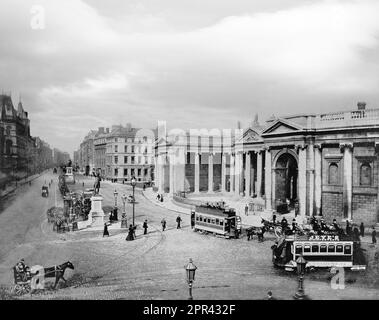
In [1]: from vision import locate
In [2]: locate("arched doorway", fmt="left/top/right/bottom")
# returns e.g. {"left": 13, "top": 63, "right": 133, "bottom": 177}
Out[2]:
{"left": 274, "top": 153, "right": 298, "bottom": 211}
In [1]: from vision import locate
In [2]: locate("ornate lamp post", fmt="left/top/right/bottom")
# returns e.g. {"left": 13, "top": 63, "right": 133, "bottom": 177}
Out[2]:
{"left": 131, "top": 177, "right": 136, "bottom": 226}
{"left": 113, "top": 189, "right": 118, "bottom": 221}
{"left": 294, "top": 255, "right": 308, "bottom": 300}
{"left": 185, "top": 258, "right": 197, "bottom": 300}
{"left": 121, "top": 193, "right": 127, "bottom": 228}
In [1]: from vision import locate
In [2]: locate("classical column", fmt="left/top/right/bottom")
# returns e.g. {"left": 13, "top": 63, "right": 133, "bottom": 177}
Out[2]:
{"left": 314, "top": 144, "right": 322, "bottom": 216}
{"left": 341, "top": 143, "right": 353, "bottom": 221}
{"left": 257, "top": 150, "right": 262, "bottom": 197}
{"left": 230, "top": 154, "right": 235, "bottom": 193}
{"left": 245, "top": 152, "right": 251, "bottom": 197}
{"left": 194, "top": 152, "right": 200, "bottom": 193}
{"left": 235, "top": 153, "right": 241, "bottom": 196}
{"left": 297, "top": 145, "right": 307, "bottom": 217}
{"left": 158, "top": 154, "right": 164, "bottom": 194}
{"left": 208, "top": 153, "right": 214, "bottom": 193}
{"left": 221, "top": 153, "right": 226, "bottom": 192}
{"left": 308, "top": 141, "right": 315, "bottom": 216}
{"left": 264, "top": 148, "right": 272, "bottom": 210}
{"left": 169, "top": 153, "right": 175, "bottom": 195}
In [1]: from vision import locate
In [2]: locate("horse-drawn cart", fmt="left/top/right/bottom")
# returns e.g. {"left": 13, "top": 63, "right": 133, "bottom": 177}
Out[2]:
{"left": 11, "top": 267, "right": 33, "bottom": 296}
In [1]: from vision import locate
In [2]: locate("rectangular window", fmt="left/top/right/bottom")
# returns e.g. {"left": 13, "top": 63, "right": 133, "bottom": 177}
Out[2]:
{"left": 124, "top": 145, "right": 128, "bottom": 153}
{"left": 114, "top": 156, "right": 118, "bottom": 164}
{"left": 131, "top": 156, "right": 135, "bottom": 164}
{"left": 114, "top": 168, "right": 118, "bottom": 176}
{"left": 336, "top": 245, "right": 343, "bottom": 253}
{"left": 131, "top": 145, "right": 135, "bottom": 153}
{"left": 138, "top": 168, "right": 141, "bottom": 176}
{"left": 124, "top": 168, "right": 128, "bottom": 176}
{"left": 295, "top": 245, "right": 302, "bottom": 255}
{"left": 124, "top": 156, "right": 128, "bottom": 164}
{"left": 328, "top": 245, "right": 335, "bottom": 253}
{"left": 144, "top": 168, "right": 148, "bottom": 176}
{"left": 131, "top": 168, "right": 135, "bottom": 176}
{"left": 320, "top": 245, "right": 327, "bottom": 253}
{"left": 138, "top": 156, "right": 141, "bottom": 164}
{"left": 311, "top": 245, "right": 319, "bottom": 253}
{"left": 344, "top": 245, "right": 352, "bottom": 255}
{"left": 114, "top": 145, "right": 118, "bottom": 153}
{"left": 304, "top": 245, "right": 311, "bottom": 253}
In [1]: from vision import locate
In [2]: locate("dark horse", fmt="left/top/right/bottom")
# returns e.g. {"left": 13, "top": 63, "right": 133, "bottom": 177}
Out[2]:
{"left": 44, "top": 261, "right": 74, "bottom": 289}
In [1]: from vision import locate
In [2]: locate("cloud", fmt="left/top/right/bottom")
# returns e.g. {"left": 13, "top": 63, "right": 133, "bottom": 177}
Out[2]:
{"left": 1, "top": 0, "right": 379, "bottom": 155}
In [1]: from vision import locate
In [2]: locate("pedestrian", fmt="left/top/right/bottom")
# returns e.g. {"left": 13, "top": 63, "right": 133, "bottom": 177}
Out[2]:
{"left": 245, "top": 204, "right": 249, "bottom": 216}
{"left": 160, "top": 194, "right": 164, "bottom": 202}
{"left": 353, "top": 226, "right": 360, "bottom": 242}
{"left": 266, "top": 291, "right": 276, "bottom": 300}
{"left": 372, "top": 226, "right": 377, "bottom": 245}
{"left": 346, "top": 220, "right": 352, "bottom": 236}
{"left": 161, "top": 218, "right": 166, "bottom": 231}
{"left": 360, "top": 222, "right": 365, "bottom": 237}
{"left": 126, "top": 224, "right": 135, "bottom": 241}
{"left": 143, "top": 184, "right": 146, "bottom": 191}
{"left": 103, "top": 223, "right": 109, "bottom": 237}
{"left": 176, "top": 215, "right": 182, "bottom": 229}
{"left": 272, "top": 214, "right": 276, "bottom": 224}
{"left": 143, "top": 219, "right": 148, "bottom": 235}
{"left": 157, "top": 194, "right": 161, "bottom": 202}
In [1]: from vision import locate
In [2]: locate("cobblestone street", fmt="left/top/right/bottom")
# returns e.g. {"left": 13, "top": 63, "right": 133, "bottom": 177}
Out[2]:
{"left": 0, "top": 172, "right": 378, "bottom": 300}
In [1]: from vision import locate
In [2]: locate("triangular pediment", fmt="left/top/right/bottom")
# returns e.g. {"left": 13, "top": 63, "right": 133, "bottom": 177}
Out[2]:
{"left": 241, "top": 128, "right": 263, "bottom": 143}
{"left": 261, "top": 118, "right": 303, "bottom": 135}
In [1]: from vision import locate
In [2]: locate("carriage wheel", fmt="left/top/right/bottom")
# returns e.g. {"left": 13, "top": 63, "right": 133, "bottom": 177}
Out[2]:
{"left": 12, "top": 284, "right": 24, "bottom": 296}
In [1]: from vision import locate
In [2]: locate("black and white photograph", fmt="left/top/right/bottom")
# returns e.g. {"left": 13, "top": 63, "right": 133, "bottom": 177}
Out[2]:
{"left": 1, "top": 0, "right": 379, "bottom": 308}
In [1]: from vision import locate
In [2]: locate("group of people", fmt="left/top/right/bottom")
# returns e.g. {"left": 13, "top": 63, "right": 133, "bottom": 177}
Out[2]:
{"left": 103, "top": 215, "right": 183, "bottom": 239}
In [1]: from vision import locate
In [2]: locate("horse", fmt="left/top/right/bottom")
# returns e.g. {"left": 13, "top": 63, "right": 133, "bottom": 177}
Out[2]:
{"left": 43, "top": 261, "right": 74, "bottom": 289}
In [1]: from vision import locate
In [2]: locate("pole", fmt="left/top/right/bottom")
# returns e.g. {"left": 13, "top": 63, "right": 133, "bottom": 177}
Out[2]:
{"left": 132, "top": 185, "right": 135, "bottom": 226}
{"left": 188, "top": 281, "right": 193, "bottom": 300}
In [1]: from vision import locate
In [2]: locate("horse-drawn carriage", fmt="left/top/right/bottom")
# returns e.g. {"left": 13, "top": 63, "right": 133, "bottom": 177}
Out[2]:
{"left": 41, "top": 185, "right": 49, "bottom": 197}
{"left": 11, "top": 260, "right": 75, "bottom": 295}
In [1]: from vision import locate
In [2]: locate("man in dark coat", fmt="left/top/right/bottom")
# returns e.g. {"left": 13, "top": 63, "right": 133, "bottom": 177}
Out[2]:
{"left": 103, "top": 223, "right": 110, "bottom": 237}
{"left": 360, "top": 222, "right": 365, "bottom": 237}
{"left": 176, "top": 215, "right": 182, "bottom": 229}
{"left": 161, "top": 218, "right": 166, "bottom": 231}
{"left": 143, "top": 220, "right": 148, "bottom": 235}
{"left": 372, "top": 227, "right": 377, "bottom": 245}
{"left": 126, "top": 224, "right": 135, "bottom": 241}
{"left": 346, "top": 220, "right": 352, "bottom": 236}
{"left": 353, "top": 226, "right": 360, "bottom": 242}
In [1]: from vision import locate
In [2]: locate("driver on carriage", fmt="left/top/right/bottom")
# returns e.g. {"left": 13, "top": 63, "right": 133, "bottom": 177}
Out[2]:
{"left": 15, "top": 259, "right": 31, "bottom": 278}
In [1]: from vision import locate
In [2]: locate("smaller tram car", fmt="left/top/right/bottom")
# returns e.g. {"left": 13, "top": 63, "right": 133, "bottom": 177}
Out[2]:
{"left": 193, "top": 204, "right": 241, "bottom": 238}
{"left": 272, "top": 234, "right": 366, "bottom": 271}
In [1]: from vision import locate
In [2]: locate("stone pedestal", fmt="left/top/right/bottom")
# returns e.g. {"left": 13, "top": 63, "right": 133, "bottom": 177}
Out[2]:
{"left": 89, "top": 195, "right": 105, "bottom": 227}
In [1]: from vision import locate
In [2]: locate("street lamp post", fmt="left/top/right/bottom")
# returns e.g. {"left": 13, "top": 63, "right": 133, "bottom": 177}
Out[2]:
{"left": 131, "top": 177, "right": 136, "bottom": 227}
{"left": 121, "top": 193, "right": 127, "bottom": 228}
{"left": 185, "top": 258, "right": 197, "bottom": 300}
{"left": 294, "top": 255, "right": 309, "bottom": 300}
{"left": 113, "top": 189, "right": 118, "bottom": 221}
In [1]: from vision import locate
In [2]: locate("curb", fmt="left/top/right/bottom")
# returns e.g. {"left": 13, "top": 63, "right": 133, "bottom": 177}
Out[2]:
{"left": 141, "top": 190, "right": 190, "bottom": 216}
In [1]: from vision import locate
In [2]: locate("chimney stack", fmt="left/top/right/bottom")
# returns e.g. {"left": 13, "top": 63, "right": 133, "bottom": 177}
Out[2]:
{"left": 357, "top": 101, "right": 366, "bottom": 110}
{"left": 106, "top": 128, "right": 110, "bottom": 134}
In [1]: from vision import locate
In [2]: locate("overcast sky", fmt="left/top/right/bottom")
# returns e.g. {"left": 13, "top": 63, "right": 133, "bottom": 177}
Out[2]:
{"left": 1, "top": 0, "right": 379, "bottom": 155}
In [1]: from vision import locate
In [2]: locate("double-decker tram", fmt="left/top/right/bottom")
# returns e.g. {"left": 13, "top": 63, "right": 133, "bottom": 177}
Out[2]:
{"left": 271, "top": 234, "right": 366, "bottom": 271}
{"left": 192, "top": 202, "right": 241, "bottom": 239}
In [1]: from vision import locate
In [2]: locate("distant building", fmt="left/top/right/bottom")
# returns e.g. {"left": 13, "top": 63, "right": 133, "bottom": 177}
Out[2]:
{"left": 94, "top": 127, "right": 109, "bottom": 177}
{"left": 0, "top": 94, "right": 35, "bottom": 181}
{"left": 105, "top": 123, "right": 156, "bottom": 183}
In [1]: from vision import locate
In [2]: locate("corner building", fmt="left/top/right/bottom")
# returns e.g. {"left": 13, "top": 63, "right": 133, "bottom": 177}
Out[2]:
{"left": 155, "top": 103, "right": 379, "bottom": 226}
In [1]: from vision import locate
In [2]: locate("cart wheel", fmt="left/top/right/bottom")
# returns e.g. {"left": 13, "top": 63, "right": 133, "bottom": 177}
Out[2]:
{"left": 12, "top": 284, "right": 23, "bottom": 296}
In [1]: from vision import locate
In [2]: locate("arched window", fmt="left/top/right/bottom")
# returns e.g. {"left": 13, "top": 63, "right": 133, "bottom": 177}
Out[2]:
{"left": 328, "top": 163, "right": 339, "bottom": 185}
{"left": 360, "top": 163, "right": 371, "bottom": 186}
{"left": 5, "top": 140, "right": 12, "bottom": 155}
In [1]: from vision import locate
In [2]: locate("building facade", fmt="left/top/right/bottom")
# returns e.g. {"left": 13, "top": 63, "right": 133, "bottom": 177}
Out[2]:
{"left": 155, "top": 102, "right": 379, "bottom": 226}
{"left": 105, "top": 124, "right": 156, "bottom": 182}
{"left": 94, "top": 127, "right": 109, "bottom": 177}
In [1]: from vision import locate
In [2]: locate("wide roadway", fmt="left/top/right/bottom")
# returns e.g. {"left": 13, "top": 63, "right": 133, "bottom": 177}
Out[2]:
{"left": 0, "top": 172, "right": 378, "bottom": 299}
